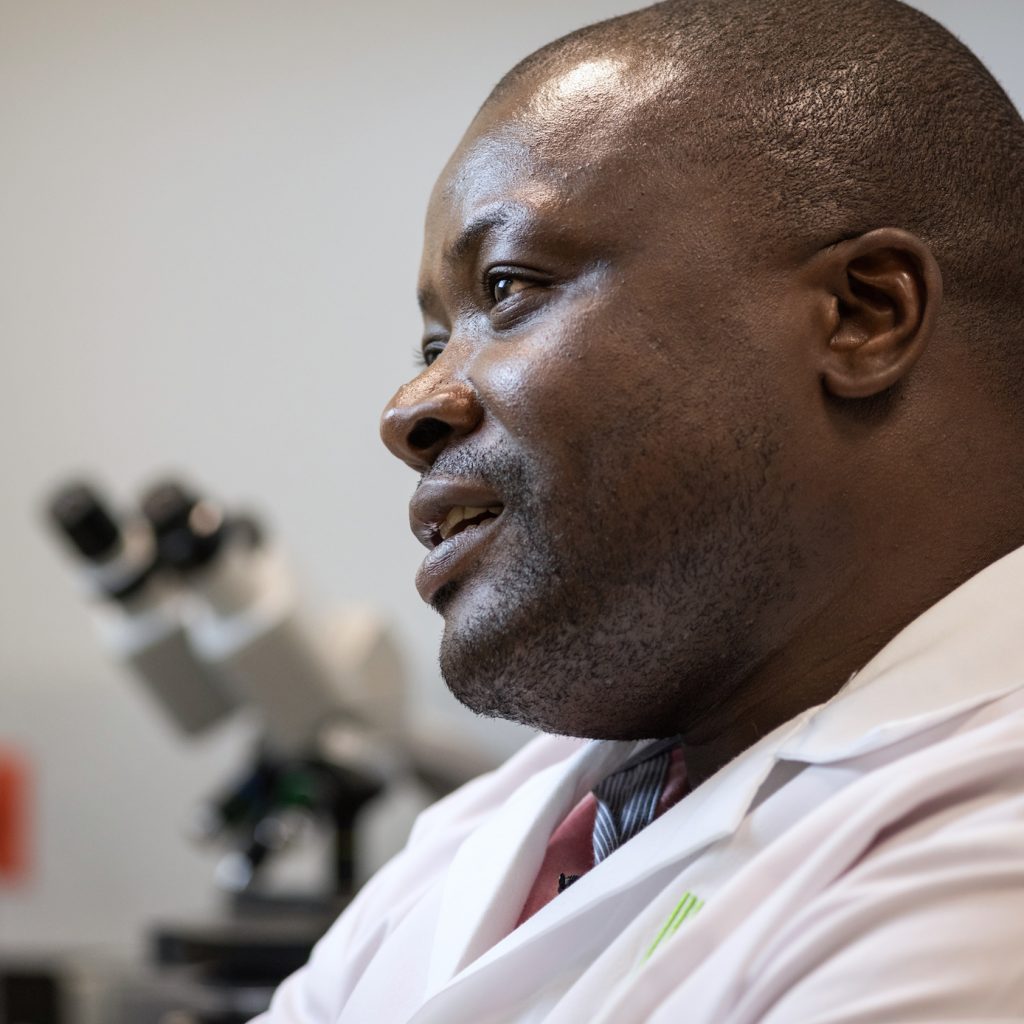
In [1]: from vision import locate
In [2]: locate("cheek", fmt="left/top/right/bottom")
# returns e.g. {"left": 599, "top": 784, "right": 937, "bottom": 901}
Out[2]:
{"left": 468, "top": 317, "right": 610, "bottom": 445}
{"left": 470, "top": 284, "right": 672, "bottom": 432}
{"left": 470, "top": 344, "right": 692, "bottom": 543}
{"left": 469, "top": 344, "right": 565, "bottom": 433}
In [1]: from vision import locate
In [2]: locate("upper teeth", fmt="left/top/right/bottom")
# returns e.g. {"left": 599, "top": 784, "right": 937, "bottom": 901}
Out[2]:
{"left": 439, "top": 505, "right": 502, "bottom": 542}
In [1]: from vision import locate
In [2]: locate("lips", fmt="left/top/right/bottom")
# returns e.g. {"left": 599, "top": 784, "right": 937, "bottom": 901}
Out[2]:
{"left": 409, "top": 478, "right": 506, "bottom": 603}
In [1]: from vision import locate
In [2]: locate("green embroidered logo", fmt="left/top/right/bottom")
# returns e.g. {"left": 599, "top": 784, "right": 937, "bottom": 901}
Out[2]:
{"left": 643, "top": 890, "right": 705, "bottom": 961}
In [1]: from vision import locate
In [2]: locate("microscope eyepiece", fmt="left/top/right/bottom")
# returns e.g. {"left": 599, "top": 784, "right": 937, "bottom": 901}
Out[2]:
{"left": 46, "top": 479, "right": 158, "bottom": 599}
{"left": 141, "top": 480, "right": 226, "bottom": 572}
{"left": 49, "top": 482, "right": 122, "bottom": 561}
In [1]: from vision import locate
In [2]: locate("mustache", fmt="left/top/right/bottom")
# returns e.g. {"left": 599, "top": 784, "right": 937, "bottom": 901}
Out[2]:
{"left": 419, "top": 441, "right": 532, "bottom": 501}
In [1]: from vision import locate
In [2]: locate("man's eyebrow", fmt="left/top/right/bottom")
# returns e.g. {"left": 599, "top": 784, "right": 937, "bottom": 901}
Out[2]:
{"left": 445, "top": 206, "right": 520, "bottom": 267}
{"left": 416, "top": 285, "right": 435, "bottom": 314}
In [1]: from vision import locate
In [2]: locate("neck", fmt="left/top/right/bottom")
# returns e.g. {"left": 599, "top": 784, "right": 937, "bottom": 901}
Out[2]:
{"left": 677, "top": 523, "right": 1024, "bottom": 789}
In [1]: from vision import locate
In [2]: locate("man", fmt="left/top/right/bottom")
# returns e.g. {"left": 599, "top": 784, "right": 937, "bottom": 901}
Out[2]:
{"left": 260, "top": 0, "right": 1024, "bottom": 1019}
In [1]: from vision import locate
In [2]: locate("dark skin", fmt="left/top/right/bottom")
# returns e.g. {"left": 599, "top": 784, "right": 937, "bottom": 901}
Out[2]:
{"left": 381, "top": 52, "right": 1024, "bottom": 787}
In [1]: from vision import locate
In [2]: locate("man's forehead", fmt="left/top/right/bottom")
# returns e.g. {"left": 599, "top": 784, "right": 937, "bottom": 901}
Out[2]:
{"left": 434, "top": 130, "right": 555, "bottom": 216}
{"left": 425, "top": 52, "right": 685, "bottom": 252}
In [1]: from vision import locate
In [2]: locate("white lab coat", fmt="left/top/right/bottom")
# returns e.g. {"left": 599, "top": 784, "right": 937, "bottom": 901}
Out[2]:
{"left": 257, "top": 544, "right": 1024, "bottom": 1023}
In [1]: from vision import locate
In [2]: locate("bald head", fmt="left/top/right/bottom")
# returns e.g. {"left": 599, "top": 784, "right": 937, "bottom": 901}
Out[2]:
{"left": 485, "top": 0, "right": 1024, "bottom": 392}
{"left": 384, "top": 0, "right": 1024, "bottom": 763}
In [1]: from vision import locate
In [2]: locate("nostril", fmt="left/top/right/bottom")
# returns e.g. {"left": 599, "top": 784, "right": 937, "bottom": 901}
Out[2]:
{"left": 408, "top": 417, "right": 452, "bottom": 452}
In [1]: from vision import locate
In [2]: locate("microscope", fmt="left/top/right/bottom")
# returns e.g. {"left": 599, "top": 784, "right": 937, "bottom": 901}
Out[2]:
{"left": 41, "top": 477, "right": 488, "bottom": 1024}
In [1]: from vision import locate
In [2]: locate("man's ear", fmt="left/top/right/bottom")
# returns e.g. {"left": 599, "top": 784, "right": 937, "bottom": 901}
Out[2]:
{"left": 814, "top": 227, "right": 942, "bottom": 400}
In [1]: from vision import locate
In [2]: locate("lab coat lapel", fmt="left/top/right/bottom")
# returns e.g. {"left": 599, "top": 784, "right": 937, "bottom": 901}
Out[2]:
{"left": 530, "top": 707, "right": 818, "bottom": 923}
{"left": 413, "top": 711, "right": 816, "bottom": 1023}
{"left": 424, "top": 736, "right": 636, "bottom": 995}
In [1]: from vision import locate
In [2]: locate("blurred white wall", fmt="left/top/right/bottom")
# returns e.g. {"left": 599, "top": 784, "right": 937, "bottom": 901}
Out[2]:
{"left": 0, "top": 0, "right": 1021, "bottom": 955}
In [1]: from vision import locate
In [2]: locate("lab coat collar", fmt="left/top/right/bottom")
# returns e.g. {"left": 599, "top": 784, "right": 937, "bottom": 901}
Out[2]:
{"left": 441, "top": 705, "right": 818, "bottom": 996}
{"left": 426, "top": 708, "right": 818, "bottom": 994}
{"left": 778, "top": 541, "right": 1024, "bottom": 763}
{"left": 424, "top": 735, "right": 642, "bottom": 994}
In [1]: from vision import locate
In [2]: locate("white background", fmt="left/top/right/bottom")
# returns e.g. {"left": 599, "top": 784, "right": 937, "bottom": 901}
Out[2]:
{"left": 1, "top": 0, "right": 1021, "bottom": 954}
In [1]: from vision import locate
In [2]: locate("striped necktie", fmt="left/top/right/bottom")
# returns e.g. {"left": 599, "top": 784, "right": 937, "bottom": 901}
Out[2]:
{"left": 517, "top": 735, "right": 686, "bottom": 923}
{"left": 592, "top": 736, "right": 682, "bottom": 865}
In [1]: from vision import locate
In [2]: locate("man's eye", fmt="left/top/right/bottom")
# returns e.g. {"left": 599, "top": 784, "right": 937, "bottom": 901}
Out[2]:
{"left": 490, "top": 276, "right": 530, "bottom": 304}
{"left": 418, "top": 339, "right": 446, "bottom": 367}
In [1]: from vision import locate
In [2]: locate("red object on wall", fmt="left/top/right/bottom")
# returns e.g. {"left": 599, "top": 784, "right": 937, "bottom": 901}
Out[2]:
{"left": 0, "top": 748, "right": 30, "bottom": 883}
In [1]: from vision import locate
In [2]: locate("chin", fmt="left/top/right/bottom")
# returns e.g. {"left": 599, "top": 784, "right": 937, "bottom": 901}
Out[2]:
{"left": 437, "top": 618, "right": 671, "bottom": 741}
{"left": 431, "top": 541, "right": 748, "bottom": 740}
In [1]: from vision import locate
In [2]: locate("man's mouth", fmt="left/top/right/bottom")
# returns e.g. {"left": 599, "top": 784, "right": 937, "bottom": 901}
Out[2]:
{"left": 409, "top": 478, "right": 506, "bottom": 549}
{"left": 409, "top": 479, "right": 508, "bottom": 603}
{"left": 436, "top": 504, "right": 504, "bottom": 544}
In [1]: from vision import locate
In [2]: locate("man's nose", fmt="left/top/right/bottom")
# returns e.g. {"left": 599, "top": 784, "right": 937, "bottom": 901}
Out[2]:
{"left": 380, "top": 375, "right": 484, "bottom": 471}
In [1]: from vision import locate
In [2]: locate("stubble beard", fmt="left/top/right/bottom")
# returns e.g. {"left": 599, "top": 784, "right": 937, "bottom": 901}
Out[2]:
{"left": 433, "top": 427, "right": 793, "bottom": 741}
